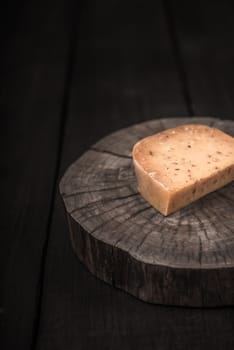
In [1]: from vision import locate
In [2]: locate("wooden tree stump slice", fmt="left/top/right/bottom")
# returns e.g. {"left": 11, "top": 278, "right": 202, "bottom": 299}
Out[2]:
{"left": 60, "top": 117, "right": 234, "bottom": 307}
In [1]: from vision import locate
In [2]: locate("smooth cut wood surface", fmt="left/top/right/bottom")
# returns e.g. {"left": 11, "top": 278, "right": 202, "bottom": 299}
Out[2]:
{"left": 60, "top": 117, "right": 234, "bottom": 307}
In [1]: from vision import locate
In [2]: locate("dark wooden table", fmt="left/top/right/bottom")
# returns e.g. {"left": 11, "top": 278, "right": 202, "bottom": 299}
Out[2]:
{"left": 1, "top": 0, "right": 234, "bottom": 349}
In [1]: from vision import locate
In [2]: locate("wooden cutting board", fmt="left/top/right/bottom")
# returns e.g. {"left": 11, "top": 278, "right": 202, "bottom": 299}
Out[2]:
{"left": 60, "top": 117, "right": 234, "bottom": 307}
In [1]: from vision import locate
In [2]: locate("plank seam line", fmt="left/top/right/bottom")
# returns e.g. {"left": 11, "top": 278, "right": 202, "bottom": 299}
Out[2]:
{"left": 31, "top": 2, "right": 81, "bottom": 349}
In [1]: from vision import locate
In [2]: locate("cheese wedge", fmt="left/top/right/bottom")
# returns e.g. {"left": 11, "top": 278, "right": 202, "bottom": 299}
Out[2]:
{"left": 132, "top": 124, "right": 234, "bottom": 216}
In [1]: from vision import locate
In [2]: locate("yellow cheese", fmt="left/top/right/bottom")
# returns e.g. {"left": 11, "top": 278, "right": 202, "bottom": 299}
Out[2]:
{"left": 132, "top": 124, "right": 234, "bottom": 216}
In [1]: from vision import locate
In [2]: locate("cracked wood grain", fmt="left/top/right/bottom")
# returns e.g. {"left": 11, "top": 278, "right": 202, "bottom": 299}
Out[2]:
{"left": 60, "top": 117, "right": 234, "bottom": 306}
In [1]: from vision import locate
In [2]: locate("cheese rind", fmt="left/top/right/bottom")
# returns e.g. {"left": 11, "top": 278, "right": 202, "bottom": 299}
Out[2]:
{"left": 132, "top": 124, "right": 234, "bottom": 216}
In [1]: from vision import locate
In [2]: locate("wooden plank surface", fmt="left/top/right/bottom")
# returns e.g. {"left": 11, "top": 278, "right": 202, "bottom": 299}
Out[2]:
{"left": 33, "top": 0, "right": 234, "bottom": 349}
{"left": 2, "top": 0, "right": 234, "bottom": 349}
{"left": 35, "top": 0, "right": 191, "bottom": 349}
{"left": 0, "top": 1, "right": 76, "bottom": 349}
{"left": 36, "top": 1, "right": 234, "bottom": 349}
{"left": 169, "top": 0, "right": 234, "bottom": 118}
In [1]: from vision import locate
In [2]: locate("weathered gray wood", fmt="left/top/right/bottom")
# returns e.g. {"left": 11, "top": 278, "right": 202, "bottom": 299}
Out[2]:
{"left": 60, "top": 117, "right": 234, "bottom": 307}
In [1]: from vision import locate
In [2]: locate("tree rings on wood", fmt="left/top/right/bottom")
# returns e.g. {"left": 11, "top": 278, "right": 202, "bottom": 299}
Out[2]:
{"left": 60, "top": 117, "right": 234, "bottom": 307}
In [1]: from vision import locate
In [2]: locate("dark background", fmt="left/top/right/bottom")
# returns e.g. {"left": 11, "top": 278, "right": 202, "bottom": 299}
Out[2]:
{"left": 1, "top": 0, "right": 234, "bottom": 349}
